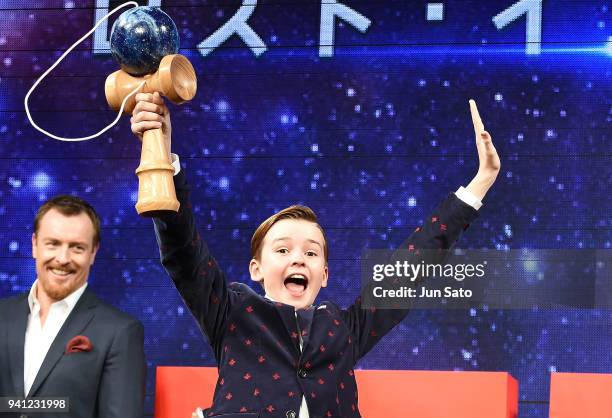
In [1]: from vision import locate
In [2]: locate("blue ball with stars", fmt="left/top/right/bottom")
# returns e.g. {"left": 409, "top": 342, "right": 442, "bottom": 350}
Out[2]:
{"left": 110, "top": 6, "right": 179, "bottom": 77}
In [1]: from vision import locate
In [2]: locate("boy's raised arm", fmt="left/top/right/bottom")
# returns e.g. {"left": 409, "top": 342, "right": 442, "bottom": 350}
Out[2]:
{"left": 343, "top": 100, "right": 500, "bottom": 361}
{"left": 399, "top": 100, "right": 500, "bottom": 251}
{"left": 131, "top": 93, "right": 232, "bottom": 356}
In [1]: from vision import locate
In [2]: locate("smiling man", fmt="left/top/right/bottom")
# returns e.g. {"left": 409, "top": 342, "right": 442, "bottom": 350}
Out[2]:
{"left": 0, "top": 196, "right": 146, "bottom": 418}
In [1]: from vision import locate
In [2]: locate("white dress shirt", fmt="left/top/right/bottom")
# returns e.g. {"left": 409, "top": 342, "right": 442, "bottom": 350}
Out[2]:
{"left": 23, "top": 280, "right": 87, "bottom": 396}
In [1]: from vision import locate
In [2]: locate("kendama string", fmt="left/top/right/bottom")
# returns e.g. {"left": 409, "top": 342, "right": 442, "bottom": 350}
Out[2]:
{"left": 24, "top": 1, "right": 144, "bottom": 142}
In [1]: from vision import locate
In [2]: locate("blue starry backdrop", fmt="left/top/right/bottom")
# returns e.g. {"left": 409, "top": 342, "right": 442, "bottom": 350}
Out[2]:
{"left": 0, "top": 0, "right": 610, "bottom": 416}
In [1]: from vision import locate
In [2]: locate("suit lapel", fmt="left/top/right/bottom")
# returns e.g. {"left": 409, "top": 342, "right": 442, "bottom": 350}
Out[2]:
{"left": 296, "top": 307, "right": 315, "bottom": 350}
{"left": 273, "top": 301, "right": 316, "bottom": 356}
{"left": 273, "top": 302, "right": 301, "bottom": 356}
{"left": 27, "top": 289, "right": 98, "bottom": 397}
{"left": 7, "top": 295, "right": 29, "bottom": 396}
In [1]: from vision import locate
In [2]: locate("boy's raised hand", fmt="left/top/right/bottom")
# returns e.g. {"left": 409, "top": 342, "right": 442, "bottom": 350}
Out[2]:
{"left": 465, "top": 100, "right": 501, "bottom": 201}
{"left": 130, "top": 91, "right": 172, "bottom": 158}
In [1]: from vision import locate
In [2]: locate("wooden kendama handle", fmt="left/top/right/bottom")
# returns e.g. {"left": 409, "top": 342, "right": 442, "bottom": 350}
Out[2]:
{"left": 134, "top": 128, "right": 178, "bottom": 216}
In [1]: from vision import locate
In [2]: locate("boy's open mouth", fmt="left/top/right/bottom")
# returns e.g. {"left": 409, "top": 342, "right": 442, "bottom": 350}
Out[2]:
{"left": 284, "top": 274, "right": 308, "bottom": 297}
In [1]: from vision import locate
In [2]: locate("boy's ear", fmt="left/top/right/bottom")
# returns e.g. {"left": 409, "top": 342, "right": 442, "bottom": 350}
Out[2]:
{"left": 321, "top": 265, "right": 329, "bottom": 288}
{"left": 249, "top": 258, "right": 264, "bottom": 283}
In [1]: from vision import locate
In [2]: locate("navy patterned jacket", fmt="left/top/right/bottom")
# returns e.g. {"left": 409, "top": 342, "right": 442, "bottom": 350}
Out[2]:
{"left": 153, "top": 170, "right": 479, "bottom": 418}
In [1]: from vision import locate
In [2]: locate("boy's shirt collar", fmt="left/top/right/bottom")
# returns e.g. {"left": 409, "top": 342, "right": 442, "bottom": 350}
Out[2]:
{"left": 264, "top": 294, "right": 314, "bottom": 311}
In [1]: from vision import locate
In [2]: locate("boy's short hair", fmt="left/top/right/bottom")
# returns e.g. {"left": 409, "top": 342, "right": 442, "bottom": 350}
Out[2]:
{"left": 250, "top": 205, "right": 328, "bottom": 263}
{"left": 34, "top": 195, "right": 101, "bottom": 247}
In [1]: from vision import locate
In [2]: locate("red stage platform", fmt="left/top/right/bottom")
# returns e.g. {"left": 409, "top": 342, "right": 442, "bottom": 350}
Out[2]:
{"left": 549, "top": 372, "right": 612, "bottom": 418}
{"left": 154, "top": 367, "right": 518, "bottom": 418}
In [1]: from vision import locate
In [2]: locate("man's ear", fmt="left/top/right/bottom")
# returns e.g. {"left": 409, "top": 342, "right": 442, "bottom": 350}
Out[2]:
{"left": 321, "top": 265, "right": 329, "bottom": 288}
{"left": 249, "top": 258, "right": 264, "bottom": 283}
{"left": 31, "top": 233, "right": 37, "bottom": 259}
{"left": 89, "top": 243, "right": 100, "bottom": 266}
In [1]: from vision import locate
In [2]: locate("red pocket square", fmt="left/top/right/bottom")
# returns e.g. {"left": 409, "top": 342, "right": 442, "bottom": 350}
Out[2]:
{"left": 65, "top": 335, "right": 93, "bottom": 354}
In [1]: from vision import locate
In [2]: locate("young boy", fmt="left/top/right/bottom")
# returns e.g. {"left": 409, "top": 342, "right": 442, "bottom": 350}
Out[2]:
{"left": 131, "top": 94, "right": 500, "bottom": 417}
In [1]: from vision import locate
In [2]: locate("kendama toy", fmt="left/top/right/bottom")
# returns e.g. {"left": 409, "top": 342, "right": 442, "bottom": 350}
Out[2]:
{"left": 105, "top": 6, "right": 197, "bottom": 216}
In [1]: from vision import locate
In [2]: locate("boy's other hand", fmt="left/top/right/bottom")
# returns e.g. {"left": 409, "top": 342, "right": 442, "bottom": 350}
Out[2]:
{"left": 465, "top": 100, "right": 501, "bottom": 201}
{"left": 130, "top": 91, "right": 172, "bottom": 157}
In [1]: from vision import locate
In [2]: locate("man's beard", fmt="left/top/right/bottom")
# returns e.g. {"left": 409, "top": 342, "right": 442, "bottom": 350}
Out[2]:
{"left": 39, "top": 276, "right": 80, "bottom": 301}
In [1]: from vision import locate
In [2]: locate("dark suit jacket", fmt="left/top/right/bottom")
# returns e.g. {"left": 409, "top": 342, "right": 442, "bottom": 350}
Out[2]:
{"left": 153, "top": 170, "right": 478, "bottom": 418}
{"left": 0, "top": 288, "right": 146, "bottom": 418}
